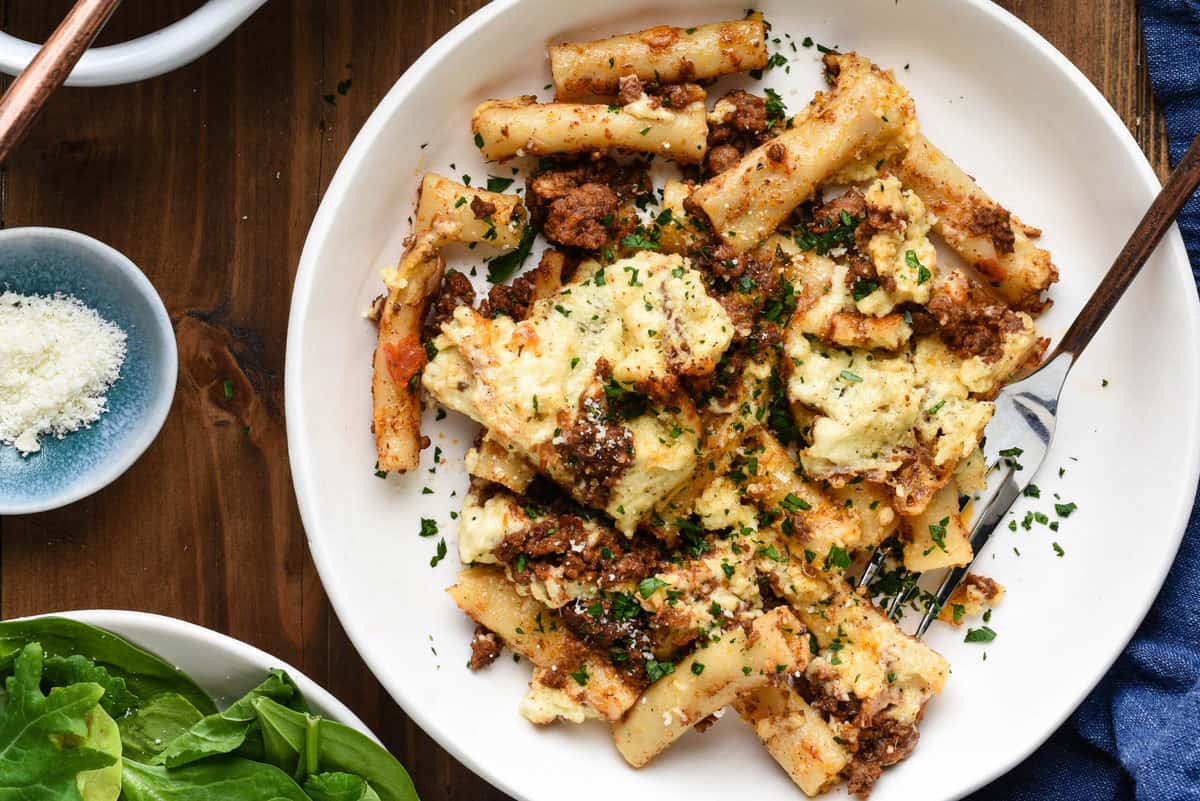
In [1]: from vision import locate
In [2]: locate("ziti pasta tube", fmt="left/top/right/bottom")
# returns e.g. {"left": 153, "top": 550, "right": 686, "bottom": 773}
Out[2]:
{"left": 734, "top": 687, "right": 850, "bottom": 796}
{"left": 549, "top": 15, "right": 768, "bottom": 100}
{"left": 414, "top": 173, "right": 526, "bottom": 249}
{"left": 448, "top": 567, "right": 641, "bottom": 722}
{"left": 612, "top": 606, "right": 809, "bottom": 767}
{"left": 690, "top": 53, "right": 916, "bottom": 253}
{"left": 372, "top": 242, "right": 445, "bottom": 473}
{"left": 894, "top": 134, "right": 1057, "bottom": 311}
{"left": 472, "top": 93, "right": 708, "bottom": 164}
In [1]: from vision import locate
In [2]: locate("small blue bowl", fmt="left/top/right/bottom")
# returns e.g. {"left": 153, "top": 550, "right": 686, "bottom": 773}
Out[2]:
{"left": 0, "top": 228, "right": 177, "bottom": 514}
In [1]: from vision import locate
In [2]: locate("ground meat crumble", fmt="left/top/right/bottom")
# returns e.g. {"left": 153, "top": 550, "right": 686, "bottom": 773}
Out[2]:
{"left": 526, "top": 157, "right": 649, "bottom": 252}
{"left": 926, "top": 282, "right": 1025, "bottom": 363}
{"left": 468, "top": 625, "right": 502, "bottom": 670}
{"left": 966, "top": 204, "right": 1016, "bottom": 255}
{"left": 704, "top": 90, "right": 772, "bottom": 177}
{"left": 423, "top": 269, "right": 476, "bottom": 339}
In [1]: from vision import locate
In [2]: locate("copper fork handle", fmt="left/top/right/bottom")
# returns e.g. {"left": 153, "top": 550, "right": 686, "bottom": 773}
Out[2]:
{"left": 1050, "top": 132, "right": 1200, "bottom": 362}
{"left": 0, "top": 0, "right": 121, "bottom": 164}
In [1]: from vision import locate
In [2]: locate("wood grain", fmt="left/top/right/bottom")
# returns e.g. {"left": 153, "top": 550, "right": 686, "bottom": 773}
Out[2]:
{"left": 0, "top": 3, "right": 1170, "bottom": 800}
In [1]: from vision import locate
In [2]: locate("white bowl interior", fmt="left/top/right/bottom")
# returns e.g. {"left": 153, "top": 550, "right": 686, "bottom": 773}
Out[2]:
{"left": 46, "top": 609, "right": 375, "bottom": 736}
{"left": 286, "top": 2, "right": 1200, "bottom": 800}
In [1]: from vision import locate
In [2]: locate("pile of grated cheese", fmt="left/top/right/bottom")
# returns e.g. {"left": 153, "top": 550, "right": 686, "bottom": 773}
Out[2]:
{"left": 0, "top": 291, "right": 127, "bottom": 456}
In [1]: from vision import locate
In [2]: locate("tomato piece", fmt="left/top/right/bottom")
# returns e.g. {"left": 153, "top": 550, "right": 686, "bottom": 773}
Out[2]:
{"left": 383, "top": 336, "right": 426, "bottom": 387}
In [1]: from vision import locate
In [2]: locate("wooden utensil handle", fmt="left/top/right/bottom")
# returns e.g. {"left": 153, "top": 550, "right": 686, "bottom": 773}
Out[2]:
{"left": 0, "top": 0, "right": 121, "bottom": 163}
{"left": 1051, "top": 132, "right": 1200, "bottom": 361}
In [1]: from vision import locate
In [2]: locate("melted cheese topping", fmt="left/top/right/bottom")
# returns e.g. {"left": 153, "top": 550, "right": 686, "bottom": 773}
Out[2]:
{"left": 424, "top": 252, "right": 733, "bottom": 532}
{"left": 785, "top": 323, "right": 1015, "bottom": 478}
{"left": 858, "top": 176, "right": 937, "bottom": 314}
{"left": 787, "top": 332, "right": 923, "bottom": 477}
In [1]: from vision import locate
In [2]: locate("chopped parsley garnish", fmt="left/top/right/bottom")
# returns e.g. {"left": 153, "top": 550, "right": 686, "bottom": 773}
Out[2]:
{"left": 373, "top": 462, "right": 387, "bottom": 479}
{"left": 691, "top": 662, "right": 705, "bottom": 675}
{"left": 763, "top": 87, "right": 787, "bottom": 127}
{"left": 486, "top": 175, "right": 514, "bottom": 193}
{"left": 473, "top": 132, "right": 484, "bottom": 148}
{"left": 638, "top": 577, "right": 668, "bottom": 598}
{"left": 608, "top": 592, "right": 642, "bottom": 621}
{"left": 486, "top": 225, "right": 536, "bottom": 284}
{"left": 603, "top": 380, "right": 650, "bottom": 421}
{"left": 674, "top": 517, "right": 710, "bottom": 558}
{"left": 419, "top": 518, "right": 438, "bottom": 538}
{"left": 423, "top": 339, "right": 438, "bottom": 361}
{"left": 646, "top": 659, "right": 675, "bottom": 682}
{"left": 756, "top": 543, "right": 788, "bottom": 563}
{"left": 905, "top": 249, "right": 931, "bottom": 284}
{"left": 794, "top": 209, "right": 859, "bottom": 255}
{"left": 927, "top": 517, "right": 949, "bottom": 553}
{"left": 851, "top": 279, "right": 879, "bottom": 301}
{"left": 570, "top": 664, "right": 590, "bottom": 686}
{"left": 838, "top": 370, "right": 863, "bottom": 383}
{"left": 1055, "top": 502, "right": 1077, "bottom": 518}
{"left": 515, "top": 553, "right": 528, "bottom": 573}
{"left": 781, "top": 493, "right": 812, "bottom": 512}
{"left": 823, "top": 544, "right": 851, "bottom": 571}
{"left": 1023, "top": 484, "right": 1040, "bottom": 498}
{"left": 1053, "top": 542, "right": 1065, "bottom": 557}
{"left": 762, "top": 278, "right": 797, "bottom": 323}
{"left": 621, "top": 231, "right": 660, "bottom": 251}
{"left": 964, "top": 626, "right": 996, "bottom": 643}
{"left": 429, "top": 538, "right": 447, "bottom": 567}
{"left": 927, "top": 399, "right": 946, "bottom": 416}
{"left": 223, "top": 379, "right": 234, "bottom": 401}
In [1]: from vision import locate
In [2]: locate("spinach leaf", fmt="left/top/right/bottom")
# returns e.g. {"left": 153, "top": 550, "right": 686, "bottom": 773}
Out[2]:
{"left": 252, "top": 697, "right": 418, "bottom": 801}
{"left": 118, "top": 692, "right": 204, "bottom": 762}
{"left": 155, "top": 669, "right": 307, "bottom": 768}
{"left": 0, "top": 643, "right": 116, "bottom": 800}
{"left": 305, "top": 772, "right": 383, "bottom": 801}
{"left": 120, "top": 757, "right": 312, "bottom": 801}
{"left": 0, "top": 618, "right": 216, "bottom": 715}
{"left": 43, "top": 653, "right": 139, "bottom": 718}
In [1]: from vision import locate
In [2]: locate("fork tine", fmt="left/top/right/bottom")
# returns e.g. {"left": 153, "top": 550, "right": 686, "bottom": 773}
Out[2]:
{"left": 914, "top": 462, "right": 1022, "bottom": 637}
{"left": 856, "top": 548, "right": 887, "bottom": 589}
{"left": 886, "top": 581, "right": 916, "bottom": 618}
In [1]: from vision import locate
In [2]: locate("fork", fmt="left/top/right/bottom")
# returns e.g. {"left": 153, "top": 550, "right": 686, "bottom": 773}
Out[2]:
{"left": 859, "top": 131, "right": 1200, "bottom": 637}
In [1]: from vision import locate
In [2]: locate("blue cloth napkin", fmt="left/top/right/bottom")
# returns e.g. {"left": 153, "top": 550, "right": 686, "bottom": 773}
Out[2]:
{"left": 969, "top": 4, "right": 1200, "bottom": 799}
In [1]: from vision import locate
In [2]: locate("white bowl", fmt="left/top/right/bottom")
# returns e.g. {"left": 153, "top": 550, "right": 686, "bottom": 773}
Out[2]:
{"left": 286, "top": 1, "right": 1200, "bottom": 800}
{"left": 28, "top": 609, "right": 376, "bottom": 734}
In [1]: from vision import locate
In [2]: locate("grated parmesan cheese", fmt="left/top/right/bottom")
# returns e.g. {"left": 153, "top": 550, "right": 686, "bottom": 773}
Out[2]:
{"left": 0, "top": 291, "right": 127, "bottom": 456}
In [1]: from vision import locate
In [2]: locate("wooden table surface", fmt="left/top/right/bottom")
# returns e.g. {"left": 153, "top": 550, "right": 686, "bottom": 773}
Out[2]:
{"left": 0, "top": 1, "right": 1171, "bottom": 798}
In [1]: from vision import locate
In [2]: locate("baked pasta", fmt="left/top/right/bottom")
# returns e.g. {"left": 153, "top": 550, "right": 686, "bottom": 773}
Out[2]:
{"left": 366, "top": 13, "right": 1053, "bottom": 798}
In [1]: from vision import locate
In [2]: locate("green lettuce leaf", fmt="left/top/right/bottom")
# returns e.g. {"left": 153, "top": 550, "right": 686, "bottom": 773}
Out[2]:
{"left": 120, "top": 757, "right": 311, "bottom": 801}
{"left": 73, "top": 705, "right": 122, "bottom": 801}
{"left": 118, "top": 693, "right": 204, "bottom": 762}
{"left": 253, "top": 697, "right": 418, "bottom": 801}
{"left": 304, "top": 772, "right": 382, "bottom": 801}
{"left": 0, "top": 618, "right": 216, "bottom": 715}
{"left": 0, "top": 643, "right": 116, "bottom": 801}
{"left": 155, "top": 670, "right": 306, "bottom": 768}
{"left": 43, "top": 654, "right": 139, "bottom": 718}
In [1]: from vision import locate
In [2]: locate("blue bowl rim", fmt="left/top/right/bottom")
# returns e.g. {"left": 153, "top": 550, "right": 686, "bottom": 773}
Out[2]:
{"left": 0, "top": 227, "right": 178, "bottom": 515}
